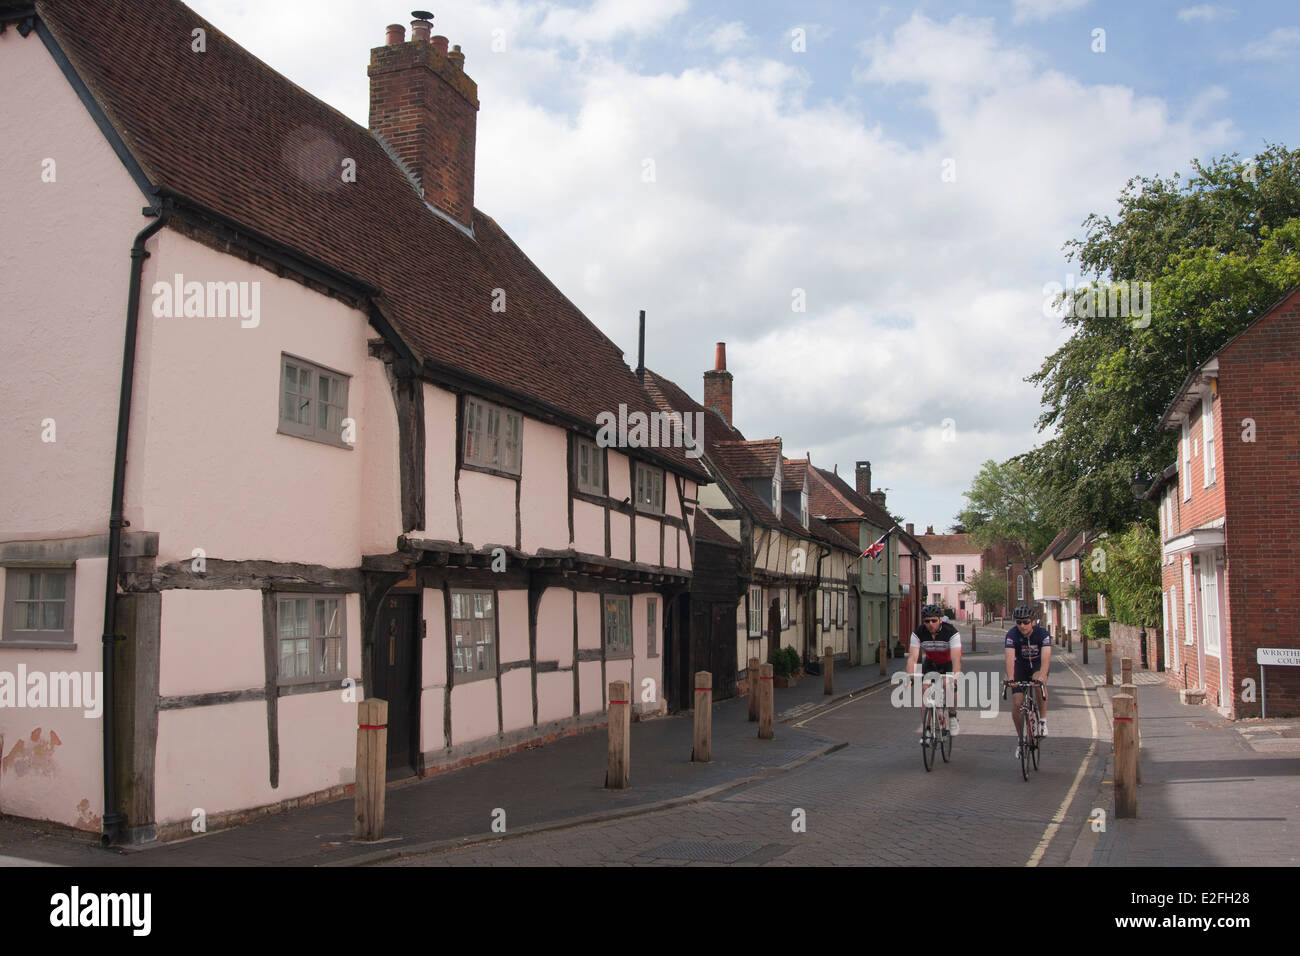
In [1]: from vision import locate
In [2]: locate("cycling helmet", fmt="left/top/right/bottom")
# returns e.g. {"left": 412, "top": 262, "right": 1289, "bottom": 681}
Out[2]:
{"left": 1013, "top": 604, "right": 1036, "bottom": 622}
{"left": 921, "top": 604, "right": 943, "bottom": 619}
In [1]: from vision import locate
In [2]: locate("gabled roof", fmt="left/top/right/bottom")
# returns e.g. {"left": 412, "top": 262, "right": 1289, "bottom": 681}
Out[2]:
{"left": 694, "top": 510, "right": 740, "bottom": 549}
{"left": 781, "top": 458, "right": 810, "bottom": 490}
{"left": 1143, "top": 463, "right": 1179, "bottom": 502}
{"left": 1033, "top": 527, "right": 1078, "bottom": 566}
{"left": 1158, "top": 284, "right": 1300, "bottom": 430}
{"left": 810, "top": 466, "right": 896, "bottom": 531}
{"left": 642, "top": 369, "right": 745, "bottom": 446}
{"left": 916, "top": 533, "right": 981, "bottom": 556}
{"left": 714, "top": 440, "right": 781, "bottom": 479}
{"left": 29, "top": 0, "right": 705, "bottom": 480}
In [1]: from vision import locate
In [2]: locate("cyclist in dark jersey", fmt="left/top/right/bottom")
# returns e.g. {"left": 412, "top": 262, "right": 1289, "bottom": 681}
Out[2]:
{"left": 908, "top": 603, "right": 963, "bottom": 736}
{"left": 1005, "top": 604, "right": 1051, "bottom": 755}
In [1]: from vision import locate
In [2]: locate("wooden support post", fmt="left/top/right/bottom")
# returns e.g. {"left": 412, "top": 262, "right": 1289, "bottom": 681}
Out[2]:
{"left": 748, "top": 656, "right": 760, "bottom": 722}
{"left": 1121, "top": 656, "right": 1133, "bottom": 686}
{"left": 878, "top": 634, "right": 887, "bottom": 676}
{"left": 692, "top": 672, "right": 712, "bottom": 763}
{"left": 1121, "top": 681, "right": 1141, "bottom": 784}
{"left": 606, "top": 680, "right": 630, "bottom": 788}
{"left": 758, "top": 663, "right": 774, "bottom": 739}
{"left": 1082, "top": 628, "right": 1089, "bottom": 664}
{"left": 971, "top": 623, "right": 977, "bottom": 654}
{"left": 823, "top": 645, "right": 834, "bottom": 696}
{"left": 354, "top": 698, "right": 388, "bottom": 841}
{"left": 1114, "top": 692, "right": 1137, "bottom": 818}
{"left": 1105, "top": 641, "right": 1113, "bottom": 685}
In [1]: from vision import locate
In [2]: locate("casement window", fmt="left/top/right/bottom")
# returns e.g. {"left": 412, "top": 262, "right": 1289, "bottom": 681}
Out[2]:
{"left": 464, "top": 397, "right": 523, "bottom": 475}
{"left": 748, "top": 586, "right": 762, "bottom": 637}
{"left": 931, "top": 565, "right": 941, "bottom": 583}
{"left": 800, "top": 490, "right": 809, "bottom": 527}
{"left": 279, "top": 354, "right": 351, "bottom": 448}
{"left": 1181, "top": 422, "right": 1192, "bottom": 501}
{"left": 574, "top": 437, "right": 604, "bottom": 496}
{"left": 780, "top": 590, "right": 789, "bottom": 630}
{"left": 1017, "top": 575, "right": 1025, "bottom": 601}
{"left": 635, "top": 463, "right": 664, "bottom": 514}
{"left": 1202, "top": 396, "right": 1216, "bottom": 486}
{"left": 822, "top": 590, "right": 831, "bottom": 632}
{"left": 837, "top": 592, "right": 845, "bottom": 625}
{"left": 451, "top": 590, "right": 496, "bottom": 680}
{"left": 2, "top": 567, "right": 75, "bottom": 644}
{"left": 956, "top": 564, "right": 965, "bottom": 583}
{"left": 1164, "top": 493, "right": 1173, "bottom": 537}
{"left": 276, "top": 594, "right": 345, "bottom": 685}
{"left": 1200, "top": 558, "right": 1221, "bottom": 657}
{"left": 646, "top": 597, "right": 658, "bottom": 658}
{"left": 603, "top": 595, "right": 632, "bottom": 659}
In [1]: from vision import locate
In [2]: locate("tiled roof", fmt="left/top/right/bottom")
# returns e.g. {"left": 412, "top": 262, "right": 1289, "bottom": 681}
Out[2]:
{"left": 713, "top": 440, "right": 781, "bottom": 479}
{"left": 1034, "top": 528, "right": 1077, "bottom": 566}
{"left": 694, "top": 510, "right": 739, "bottom": 549}
{"left": 35, "top": 0, "right": 706, "bottom": 480}
{"left": 811, "top": 466, "right": 895, "bottom": 530}
{"left": 781, "top": 458, "right": 809, "bottom": 489}
{"left": 641, "top": 370, "right": 745, "bottom": 446}
{"left": 916, "top": 533, "right": 981, "bottom": 556}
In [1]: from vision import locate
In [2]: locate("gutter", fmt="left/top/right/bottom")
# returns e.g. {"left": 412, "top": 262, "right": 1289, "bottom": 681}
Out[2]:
{"left": 101, "top": 199, "right": 172, "bottom": 846}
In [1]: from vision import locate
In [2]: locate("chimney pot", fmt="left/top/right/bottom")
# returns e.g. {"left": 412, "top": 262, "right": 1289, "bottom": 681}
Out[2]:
{"left": 410, "top": 18, "right": 431, "bottom": 43}
{"left": 926, "top": 525, "right": 934, "bottom": 535}
{"left": 386, "top": 23, "right": 406, "bottom": 45}
{"left": 702, "top": 343, "right": 734, "bottom": 428}
{"left": 449, "top": 43, "right": 465, "bottom": 69}
{"left": 431, "top": 34, "right": 449, "bottom": 54}
{"left": 906, "top": 523, "right": 914, "bottom": 535}
{"left": 714, "top": 342, "right": 726, "bottom": 371}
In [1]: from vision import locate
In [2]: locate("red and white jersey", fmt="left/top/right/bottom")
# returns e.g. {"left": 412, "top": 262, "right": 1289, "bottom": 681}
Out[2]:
{"left": 910, "top": 622, "right": 962, "bottom": 663}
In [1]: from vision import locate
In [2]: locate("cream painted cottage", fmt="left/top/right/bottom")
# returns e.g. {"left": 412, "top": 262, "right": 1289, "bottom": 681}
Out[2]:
{"left": 0, "top": 0, "right": 706, "bottom": 843}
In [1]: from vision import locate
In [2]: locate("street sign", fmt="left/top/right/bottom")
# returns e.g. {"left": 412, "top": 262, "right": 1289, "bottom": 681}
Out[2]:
{"left": 1256, "top": 648, "right": 1300, "bottom": 666}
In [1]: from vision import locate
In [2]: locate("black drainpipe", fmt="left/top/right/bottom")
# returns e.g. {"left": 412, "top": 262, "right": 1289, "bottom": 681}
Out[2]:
{"left": 101, "top": 200, "right": 171, "bottom": 846}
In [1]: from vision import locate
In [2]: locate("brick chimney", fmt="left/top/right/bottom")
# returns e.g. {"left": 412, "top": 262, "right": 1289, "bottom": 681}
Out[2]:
{"left": 906, "top": 522, "right": 914, "bottom": 535}
{"left": 703, "top": 343, "right": 733, "bottom": 427}
{"left": 855, "top": 461, "right": 871, "bottom": 498}
{"left": 369, "top": 13, "right": 479, "bottom": 230}
{"left": 926, "top": 525, "right": 934, "bottom": 535}
{"left": 869, "top": 490, "right": 887, "bottom": 510}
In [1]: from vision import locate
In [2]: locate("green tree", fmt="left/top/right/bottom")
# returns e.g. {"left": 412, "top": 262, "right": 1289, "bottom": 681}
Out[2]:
{"left": 961, "top": 566, "right": 1010, "bottom": 622}
{"left": 1090, "top": 523, "right": 1161, "bottom": 626}
{"left": 957, "top": 457, "right": 1056, "bottom": 566}
{"left": 1028, "top": 145, "right": 1300, "bottom": 532}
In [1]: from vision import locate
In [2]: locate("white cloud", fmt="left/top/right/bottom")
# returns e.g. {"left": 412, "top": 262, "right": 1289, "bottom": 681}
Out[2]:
{"left": 537, "top": 0, "right": 689, "bottom": 45}
{"left": 684, "top": 19, "right": 751, "bottom": 55}
{"left": 1011, "top": 0, "right": 1091, "bottom": 25}
{"left": 1240, "top": 26, "right": 1300, "bottom": 60}
{"left": 1177, "top": 5, "right": 1237, "bottom": 23}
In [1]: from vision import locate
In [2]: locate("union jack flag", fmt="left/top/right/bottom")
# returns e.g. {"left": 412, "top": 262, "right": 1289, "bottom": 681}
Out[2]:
{"left": 859, "top": 528, "right": 893, "bottom": 561}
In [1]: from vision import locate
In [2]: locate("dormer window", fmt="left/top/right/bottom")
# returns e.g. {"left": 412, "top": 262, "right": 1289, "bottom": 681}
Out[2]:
{"left": 800, "top": 489, "right": 809, "bottom": 527}
{"left": 772, "top": 477, "right": 781, "bottom": 516}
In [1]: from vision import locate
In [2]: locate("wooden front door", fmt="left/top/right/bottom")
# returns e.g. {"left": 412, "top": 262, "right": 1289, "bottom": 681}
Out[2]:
{"left": 371, "top": 592, "right": 419, "bottom": 777}
{"left": 847, "top": 592, "right": 859, "bottom": 665}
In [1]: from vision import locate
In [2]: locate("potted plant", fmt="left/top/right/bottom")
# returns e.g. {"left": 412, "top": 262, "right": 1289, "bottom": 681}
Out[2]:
{"left": 769, "top": 647, "right": 801, "bottom": 688}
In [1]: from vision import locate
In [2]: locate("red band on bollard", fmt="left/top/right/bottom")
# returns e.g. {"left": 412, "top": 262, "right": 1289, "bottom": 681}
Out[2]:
{"left": 760, "top": 676, "right": 772, "bottom": 681}
{"left": 695, "top": 687, "right": 710, "bottom": 692}
{"left": 359, "top": 724, "right": 387, "bottom": 730}
{"left": 610, "top": 700, "right": 628, "bottom": 704}
{"left": 1113, "top": 717, "right": 1133, "bottom": 722}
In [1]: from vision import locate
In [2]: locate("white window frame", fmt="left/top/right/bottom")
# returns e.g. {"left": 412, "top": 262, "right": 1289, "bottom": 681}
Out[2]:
{"left": 276, "top": 593, "right": 346, "bottom": 686}
{"left": 635, "top": 463, "right": 665, "bottom": 515}
{"left": 748, "top": 586, "right": 763, "bottom": 637}
{"left": 1200, "top": 556, "right": 1221, "bottom": 657}
{"left": 1202, "top": 396, "right": 1216, "bottom": 487}
{"left": 1017, "top": 574, "right": 1025, "bottom": 601}
{"left": 822, "top": 590, "right": 831, "bottom": 632}
{"left": 800, "top": 490, "right": 808, "bottom": 528}
{"left": 464, "top": 397, "right": 523, "bottom": 475}
{"left": 1182, "top": 559, "right": 1194, "bottom": 645}
{"left": 279, "top": 354, "right": 352, "bottom": 449}
{"left": 931, "top": 564, "right": 941, "bottom": 583}
{"left": 780, "top": 590, "right": 789, "bottom": 629}
{"left": 771, "top": 477, "right": 781, "bottom": 516}
{"left": 955, "top": 564, "right": 965, "bottom": 583}
{"left": 574, "top": 436, "right": 604, "bottom": 496}
{"left": 2, "top": 566, "right": 75, "bottom": 644}
{"left": 1181, "top": 421, "right": 1192, "bottom": 501}
{"left": 451, "top": 589, "right": 497, "bottom": 680}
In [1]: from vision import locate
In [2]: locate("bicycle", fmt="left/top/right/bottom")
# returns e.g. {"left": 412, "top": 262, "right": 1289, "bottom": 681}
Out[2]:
{"left": 920, "top": 672, "right": 953, "bottom": 771}
{"left": 1002, "top": 678, "right": 1045, "bottom": 781}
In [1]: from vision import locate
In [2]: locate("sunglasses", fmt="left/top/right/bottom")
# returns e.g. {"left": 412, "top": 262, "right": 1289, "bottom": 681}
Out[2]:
{"left": 923, "top": 618, "right": 940, "bottom": 624}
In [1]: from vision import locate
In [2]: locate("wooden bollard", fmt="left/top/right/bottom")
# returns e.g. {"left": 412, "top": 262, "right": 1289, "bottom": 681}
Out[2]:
{"left": 1082, "top": 629, "right": 1089, "bottom": 664}
{"left": 1105, "top": 642, "right": 1114, "bottom": 685}
{"left": 354, "top": 698, "right": 388, "bottom": 841}
{"left": 1121, "top": 681, "right": 1141, "bottom": 784}
{"left": 1121, "top": 657, "right": 1133, "bottom": 686}
{"left": 758, "top": 663, "right": 774, "bottom": 739}
{"left": 971, "top": 623, "right": 977, "bottom": 654}
{"left": 692, "top": 672, "right": 712, "bottom": 763}
{"left": 748, "top": 657, "right": 760, "bottom": 722}
{"left": 1113, "top": 693, "right": 1137, "bottom": 817}
{"left": 823, "top": 645, "right": 834, "bottom": 695}
{"left": 606, "top": 680, "right": 630, "bottom": 788}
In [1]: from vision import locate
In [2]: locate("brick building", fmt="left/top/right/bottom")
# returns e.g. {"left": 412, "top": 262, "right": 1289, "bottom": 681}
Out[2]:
{"left": 1145, "top": 285, "right": 1300, "bottom": 717}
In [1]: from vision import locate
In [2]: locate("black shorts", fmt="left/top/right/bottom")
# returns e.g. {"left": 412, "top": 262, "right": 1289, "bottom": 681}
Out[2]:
{"left": 921, "top": 659, "right": 953, "bottom": 675}
{"left": 1011, "top": 664, "right": 1045, "bottom": 689}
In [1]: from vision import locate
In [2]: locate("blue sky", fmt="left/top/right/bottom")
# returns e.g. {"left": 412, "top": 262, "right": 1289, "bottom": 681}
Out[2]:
{"left": 189, "top": 0, "right": 1298, "bottom": 532}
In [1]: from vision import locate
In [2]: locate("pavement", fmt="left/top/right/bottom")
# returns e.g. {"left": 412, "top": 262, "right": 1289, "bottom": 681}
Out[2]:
{"left": 1064, "top": 644, "right": 1300, "bottom": 867}
{"left": 0, "top": 654, "right": 910, "bottom": 867}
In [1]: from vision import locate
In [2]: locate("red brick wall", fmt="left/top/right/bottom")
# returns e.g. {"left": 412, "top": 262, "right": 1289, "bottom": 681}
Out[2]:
{"left": 1219, "top": 291, "right": 1300, "bottom": 717}
{"left": 369, "top": 38, "right": 479, "bottom": 229}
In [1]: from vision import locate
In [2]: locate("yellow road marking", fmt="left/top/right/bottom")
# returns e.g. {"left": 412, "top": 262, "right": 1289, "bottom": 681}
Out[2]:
{"left": 1026, "top": 657, "right": 1099, "bottom": 867}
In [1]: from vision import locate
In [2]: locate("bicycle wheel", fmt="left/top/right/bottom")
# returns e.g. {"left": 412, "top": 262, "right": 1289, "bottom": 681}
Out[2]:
{"left": 1031, "top": 708, "right": 1041, "bottom": 770}
{"left": 940, "top": 713, "right": 951, "bottom": 763}
{"left": 1019, "top": 719, "right": 1031, "bottom": 781}
{"left": 921, "top": 707, "right": 935, "bottom": 772}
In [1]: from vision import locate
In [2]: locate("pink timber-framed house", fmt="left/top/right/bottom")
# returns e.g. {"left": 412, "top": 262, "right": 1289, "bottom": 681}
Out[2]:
{"left": 0, "top": 0, "right": 707, "bottom": 843}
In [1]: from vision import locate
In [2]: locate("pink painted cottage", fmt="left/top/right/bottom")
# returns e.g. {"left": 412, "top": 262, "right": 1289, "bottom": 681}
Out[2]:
{"left": 0, "top": 0, "right": 706, "bottom": 843}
